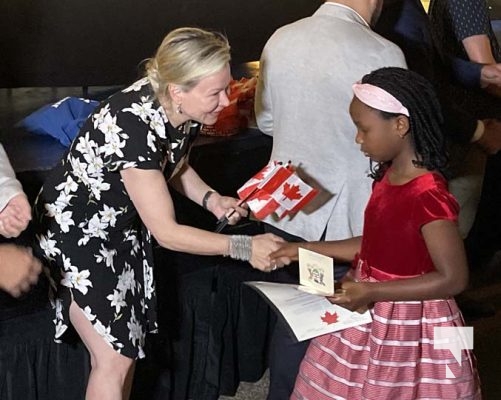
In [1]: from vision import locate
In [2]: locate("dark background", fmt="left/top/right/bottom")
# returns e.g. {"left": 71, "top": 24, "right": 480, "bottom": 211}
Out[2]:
{"left": 0, "top": 0, "right": 323, "bottom": 88}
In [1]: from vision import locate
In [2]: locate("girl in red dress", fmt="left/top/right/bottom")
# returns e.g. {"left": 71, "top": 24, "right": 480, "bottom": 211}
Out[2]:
{"left": 272, "top": 67, "right": 481, "bottom": 399}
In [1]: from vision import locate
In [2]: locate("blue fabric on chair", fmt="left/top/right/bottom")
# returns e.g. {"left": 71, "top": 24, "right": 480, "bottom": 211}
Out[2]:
{"left": 16, "top": 97, "right": 99, "bottom": 147}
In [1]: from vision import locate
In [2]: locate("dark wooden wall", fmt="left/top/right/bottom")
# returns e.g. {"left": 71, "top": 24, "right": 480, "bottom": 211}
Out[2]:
{"left": 0, "top": 0, "right": 323, "bottom": 88}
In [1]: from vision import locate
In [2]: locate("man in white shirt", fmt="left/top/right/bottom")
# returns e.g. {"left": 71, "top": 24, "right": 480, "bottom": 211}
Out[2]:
{"left": 254, "top": 1, "right": 406, "bottom": 397}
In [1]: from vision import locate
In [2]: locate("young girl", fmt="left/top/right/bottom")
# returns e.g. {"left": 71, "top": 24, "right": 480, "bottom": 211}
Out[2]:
{"left": 272, "top": 67, "right": 481, "bottom": 399}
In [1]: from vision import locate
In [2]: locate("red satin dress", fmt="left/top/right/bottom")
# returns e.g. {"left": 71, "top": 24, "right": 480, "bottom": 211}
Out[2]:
{"left": 292, "top": 171, "right": 481, "bottom": 400}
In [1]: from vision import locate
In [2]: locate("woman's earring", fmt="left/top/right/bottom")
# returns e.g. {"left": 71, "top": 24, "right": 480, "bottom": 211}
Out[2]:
{"left": 176, "top": 103, "right": 183, "bottom": 114}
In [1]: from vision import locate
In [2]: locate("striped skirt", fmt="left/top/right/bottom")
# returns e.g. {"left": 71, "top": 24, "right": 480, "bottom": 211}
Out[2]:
{"left": 291, "top": 298, "right": 481, "bottom": 399}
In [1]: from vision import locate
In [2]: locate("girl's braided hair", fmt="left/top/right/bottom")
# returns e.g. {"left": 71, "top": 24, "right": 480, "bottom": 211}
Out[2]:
{"left": 361, "top": 67, "right": 448, "bottom": 180}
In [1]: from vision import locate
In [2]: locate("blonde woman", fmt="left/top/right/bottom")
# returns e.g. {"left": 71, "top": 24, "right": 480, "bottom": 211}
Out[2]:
{"left": 33, "top": 27, "right": 283, "bottom": 400}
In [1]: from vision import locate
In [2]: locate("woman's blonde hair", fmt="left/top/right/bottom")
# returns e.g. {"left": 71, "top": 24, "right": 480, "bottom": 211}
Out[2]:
{"left": 145, "top": 27, "right": 231, "bottom": 96}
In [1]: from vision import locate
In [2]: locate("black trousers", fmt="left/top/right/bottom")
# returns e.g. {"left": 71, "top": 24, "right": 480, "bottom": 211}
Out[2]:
{"left": 466, "top": 152, "right": 501, "bottom": 268}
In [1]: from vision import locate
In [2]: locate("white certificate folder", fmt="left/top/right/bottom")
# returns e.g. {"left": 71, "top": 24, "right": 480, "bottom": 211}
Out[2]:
{"left": 245, "top": 281, "right": 372, "bottom": 342}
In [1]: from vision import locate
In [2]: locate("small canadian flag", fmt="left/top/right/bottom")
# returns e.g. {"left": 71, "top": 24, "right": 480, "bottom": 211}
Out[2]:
{"left": 237, "top": 161, "right": 318, "bottom": 220}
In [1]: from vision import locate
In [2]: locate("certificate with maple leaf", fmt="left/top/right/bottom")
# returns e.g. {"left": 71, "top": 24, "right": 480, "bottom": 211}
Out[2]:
{"left": 245, "top": 281, "right": 372, "bottom": 342}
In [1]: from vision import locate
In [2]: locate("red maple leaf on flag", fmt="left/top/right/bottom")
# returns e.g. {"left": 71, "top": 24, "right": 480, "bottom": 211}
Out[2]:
{"left": 321, "top": 311, "right": 338, "bottom": 325}
{"left": 253, "top": 169, "right": 268, "bottom": 181}
{"left": 283, "top": 182, "right": 302, "bottom": 200}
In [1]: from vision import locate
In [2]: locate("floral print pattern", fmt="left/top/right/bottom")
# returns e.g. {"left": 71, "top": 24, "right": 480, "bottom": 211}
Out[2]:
{"left": 33, "top": 78, "right": 199, "bottom": 359}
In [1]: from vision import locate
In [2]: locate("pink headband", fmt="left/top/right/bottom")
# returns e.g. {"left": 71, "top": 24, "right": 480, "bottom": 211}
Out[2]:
{"left": 352, "top": 83, "right": 410, "bottom": 117}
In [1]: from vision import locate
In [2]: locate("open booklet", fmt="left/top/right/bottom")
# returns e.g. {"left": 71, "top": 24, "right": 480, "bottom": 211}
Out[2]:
{"left": 245, "top": 248, "right": 372, "bottom": 342}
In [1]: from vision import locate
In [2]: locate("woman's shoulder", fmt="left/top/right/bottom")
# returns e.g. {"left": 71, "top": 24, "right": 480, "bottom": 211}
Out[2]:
{"left": 106, "top": 78, "right": 156, "bottom": 108}
{"left": 93, "top": 78, "right": 167, "bottom": 136}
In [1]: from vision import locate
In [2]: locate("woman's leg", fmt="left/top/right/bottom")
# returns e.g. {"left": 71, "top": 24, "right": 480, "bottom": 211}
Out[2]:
{"left": 69, "top": 302, "right": 135, "bottom": 400}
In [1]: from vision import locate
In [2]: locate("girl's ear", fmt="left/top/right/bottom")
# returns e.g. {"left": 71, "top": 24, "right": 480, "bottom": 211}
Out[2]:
{"left": 167, "top": 84, "right": 184, "bottom": 104}
{"left": 395, "top": 115, "right": 410, "bottom": 139}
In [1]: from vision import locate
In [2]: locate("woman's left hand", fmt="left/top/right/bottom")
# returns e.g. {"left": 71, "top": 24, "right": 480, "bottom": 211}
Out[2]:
{"left": 326, "top": 281, "right": 373, "bottom": 313}
{"left": 207, "top": 193, "right": 248, "bottom": 225}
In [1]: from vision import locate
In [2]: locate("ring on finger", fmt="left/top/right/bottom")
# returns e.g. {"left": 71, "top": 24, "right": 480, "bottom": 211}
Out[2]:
{"left": 272, "top": 263, "right": 278, "bottom": 271}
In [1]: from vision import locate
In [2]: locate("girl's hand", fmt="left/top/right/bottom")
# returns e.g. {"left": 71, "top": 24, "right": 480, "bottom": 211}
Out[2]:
{"left": 207, "top": 193, "right": 248, "bottom": 225}
{"left": 250, "top": 233, "right": 285, "bottom": 272}
{"left": 327, "top": 281, "right": 373, "bottom": 313}
{"left": 269, "top": 242, "right": 302, "bottom": 263}
{"left": 339, "top": 268, "right": 356, "bottom": 283}
{"left": 0, "top": 194, "right": 32, "bottom": 238}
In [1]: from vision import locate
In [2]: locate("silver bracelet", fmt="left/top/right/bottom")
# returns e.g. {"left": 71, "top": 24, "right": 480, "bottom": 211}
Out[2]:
{"left": 228, "top": 235, "right": 253, "bottom": 261}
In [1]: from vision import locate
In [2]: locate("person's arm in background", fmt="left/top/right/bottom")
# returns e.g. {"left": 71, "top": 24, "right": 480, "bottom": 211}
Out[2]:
{"left": 254, "top": 46, "right": 274, "bottom": 136}
{"left": 0, "top": 144, "right": 42, "bottom": 296}
{"left": 447, "top": 0, "right": 501, "bottom": 149}
{"left": 376, "top": 0, "right": 501, "bottom": 153}
{"left": 479, "top": 63, "right": 501, "bottom": 88}
{"left": 461, "top": 35, "right": 501, "bottom": 97}
{"left": 0, "top": 244, "right": 41, "bottom": 297}
{"left": 449, "top": 0, "right": 501, "bottom": 96}
{"left": 461, "top": 33, "right": 501, "bottom": 97}
{"left": 463, "top": 34, "right": 496, "bottom": 63}
{"left": 438, "top": 72, "right": 501, "bottom": 154}
{"left": 0, "top": 144, "right": 31, "bottom": 238}
{"left": 448, "top": 56, "right": 501, "bottom": 89}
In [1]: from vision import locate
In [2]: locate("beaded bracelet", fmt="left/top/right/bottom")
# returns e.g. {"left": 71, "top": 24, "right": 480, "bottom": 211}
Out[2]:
{"left": 228, "top": 235, "right": 252, "bottom": 261}
{"left": 202, "top": 190, "right": 216, "bottom": 210}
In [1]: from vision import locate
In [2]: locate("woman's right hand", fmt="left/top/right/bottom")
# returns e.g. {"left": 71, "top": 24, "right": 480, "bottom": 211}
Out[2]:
{"left": 249, "top": 233, "right": 285, "bottom": 271}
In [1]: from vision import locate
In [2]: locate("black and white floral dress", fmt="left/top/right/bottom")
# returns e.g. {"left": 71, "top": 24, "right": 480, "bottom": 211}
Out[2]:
{"left": 33, "top": 78, "right": 199, "bottom": 359}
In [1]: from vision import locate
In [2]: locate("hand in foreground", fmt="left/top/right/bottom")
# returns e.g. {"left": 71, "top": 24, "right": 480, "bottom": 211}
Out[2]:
{"left": 326, "top": 281, "right": 372, "bottom": 313}
{"left": 0, "top": 194, "right": 32, "bottom": 238}
{"left": 207, "top": 193, "right": 248, "bottom": 225}
{"left": 250, "top": 233, "right": 285, "bottom": 272}
{"left": 478, "top": 119, "right": 501, "bottom": 155}
{"left": 0, "top": 244, "right": 42, "bottom": 297}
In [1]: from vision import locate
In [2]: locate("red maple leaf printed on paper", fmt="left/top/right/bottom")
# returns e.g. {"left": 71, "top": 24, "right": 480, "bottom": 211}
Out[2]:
{"left": 321, "top": 311, "right": 339, "bottom": 325}
{"left": 283, "top": 182, "right": 302, "bottom": 200}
